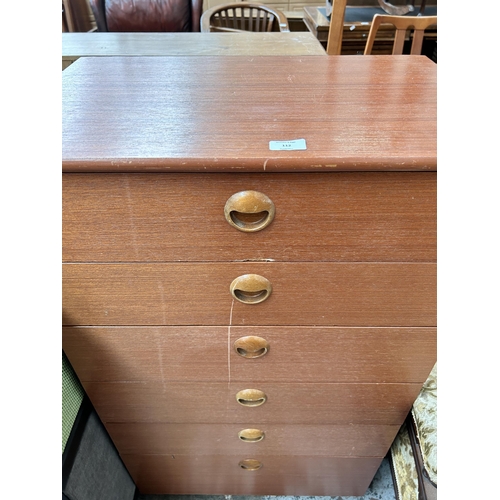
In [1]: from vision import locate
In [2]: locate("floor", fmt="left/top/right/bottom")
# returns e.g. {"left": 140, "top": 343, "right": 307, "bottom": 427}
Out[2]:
{"left": 137, "top": 456, "right": 396, "bottom": 500}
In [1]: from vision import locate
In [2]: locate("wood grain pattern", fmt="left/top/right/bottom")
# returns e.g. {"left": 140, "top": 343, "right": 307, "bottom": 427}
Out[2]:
{"left": 83, "top": 381, "right": 422, "bottom": 424}
{"left": 62, "top": 33, "right": 326, "bottom": 65}
{"left": 62, "top": 262, "right": 436, "bottom": 327}
{"left": 62, "top": 172, "right": 436, "bottom": 263}
{"left": 62, "top": 56, "right": 436, "bottom": 172}
{"left": 61, "top": 54, "right": 436, "bottom": 496}
{"left": 105, "top": 421, "right": 400, "bottom": 456}
{"left": 364, "top": 14, "right": 437, "bottom": 56}
{"left": 62, "top": 326, "right": 436, "bottom": 383}
{"left": 121, "top": 454, "right": 382, "bottom": 495}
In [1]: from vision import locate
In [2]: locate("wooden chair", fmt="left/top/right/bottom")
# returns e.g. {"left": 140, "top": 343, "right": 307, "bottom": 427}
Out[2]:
{"left": 326, "top": 0, "right": 346, "bottom": 55}
{"left": 89, "top": 0, "right": 203, "bottom": 32}
{"left": 200, "top": 2, "right": 290, "bottom": 33}
{"left": 363, "top": 14, "right": 437, "bottom": 55}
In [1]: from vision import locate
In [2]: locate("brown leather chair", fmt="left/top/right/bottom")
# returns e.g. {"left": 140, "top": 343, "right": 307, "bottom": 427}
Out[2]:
{"left": 89, "top": 0, "right": 203, "bottom": 32}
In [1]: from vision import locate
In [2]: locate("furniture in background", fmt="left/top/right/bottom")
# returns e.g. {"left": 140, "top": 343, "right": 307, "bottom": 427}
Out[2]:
{"left": 63, "top": 54, "right": 436, "bottom": 495}
{"left": 62, "top": 32, "right": 325, "bottom": 70}
{"left": 390, "top": 364, "right": 437, "bottom": 500}
{"left": 201, "top": 0, "right": 416, "bottom": 17}
{"left": 63, "top": 0, "right": 96, "bottom": 31}
{"left": 201, "top": 2, "right": 290, "bottom": 32}
{"left": 89, "top": 0, "right": 203, "bottom": 32}
{"left": 63, "top": 352, "right": 136, "bottom": 500}
{"left": 325, "top": 0, "right": 346, "bottom": 54}
{"left": 62, "top": 352, "right": 85, "bottom": 454}
{"left": 304, "top": 4, "right": 437, "bottom": 55}
{"left": 363, "top": 14, "right": 437, "bottom": 55}
{"left": 378, "top": 0, "right": 427, "bottom": 15}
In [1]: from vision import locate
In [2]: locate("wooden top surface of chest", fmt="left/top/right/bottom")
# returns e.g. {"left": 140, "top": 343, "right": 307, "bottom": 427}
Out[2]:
{"left": 62, "top": 55, "right": 436, "bottom": 172}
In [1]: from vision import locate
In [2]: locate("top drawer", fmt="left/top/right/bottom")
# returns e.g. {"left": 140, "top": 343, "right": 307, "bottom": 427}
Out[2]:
{"left": 63, "top": 172, "right": 436, "bottom": 263}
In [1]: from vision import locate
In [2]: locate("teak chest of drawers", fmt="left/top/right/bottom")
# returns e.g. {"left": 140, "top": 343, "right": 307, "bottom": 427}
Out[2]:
{"left": 62, "top": 55, "right": 437, "bottom": 496}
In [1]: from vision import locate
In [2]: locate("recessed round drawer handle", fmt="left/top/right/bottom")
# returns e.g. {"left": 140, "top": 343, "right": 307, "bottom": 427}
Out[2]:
{"left": 238, "top": 458, "right": 263, "bottom": 470}
{"left": 230, "top": 274, "right": 272, "bottom": 304}
{"left": 224, "top": 190, "right": 275, "bottom": 232}
{"left": 234, "top": 336, "right": 269, "bottom": 358}
{"left": 236, "top": 389, "right": 267, "bottom": 407}
{"left": 238, "top": 429, "right": 265, "bottom": 443}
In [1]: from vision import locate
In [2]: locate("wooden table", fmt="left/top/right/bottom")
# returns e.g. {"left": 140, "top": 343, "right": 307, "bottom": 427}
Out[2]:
{"left": 62, "top": 55, "right": 436, "bottom": 496}
{"left": 62, "top": 32, "right": 326, "bottom": 70}
{"left": 303, "top": 5, "right": 437, "bottom": 54}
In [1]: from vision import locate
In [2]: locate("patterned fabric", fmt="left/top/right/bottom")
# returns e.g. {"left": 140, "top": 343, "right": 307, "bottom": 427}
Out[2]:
{"left": 62, "top": 351, "right": 85, "bottom": 453}
{"left": 390, "top": 424, "right": 418, "bottom": 500}
{"left": 412, "top": 363, "right": 438, "bottom": 485}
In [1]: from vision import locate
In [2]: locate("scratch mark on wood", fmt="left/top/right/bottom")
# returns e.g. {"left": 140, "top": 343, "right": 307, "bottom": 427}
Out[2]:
{"left": 155, "top": 329, "right": 167, "bottom": 394}
{"left": 227, "top": 298, "right": 235, "bottom": 387}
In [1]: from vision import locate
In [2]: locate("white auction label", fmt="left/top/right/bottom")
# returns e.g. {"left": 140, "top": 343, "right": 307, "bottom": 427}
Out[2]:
{"left": 269, "top": 139, "right": 307, "bottom": 151}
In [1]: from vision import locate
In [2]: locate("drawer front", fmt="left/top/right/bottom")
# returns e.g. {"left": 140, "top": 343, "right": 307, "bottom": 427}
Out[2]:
{"left": 84, "top": 381, "right": 422, "bottom": 425}
{"left": 121, "top": 454, "right": 382, "bottom": 496}
{"left": 62, "top": 262, "right": 436, "bottom": 326}
{"left": 105, "top": 422, "right": 400, "bottom": 457}
{"left": 63, "top": 326, "right": 436, "bottom": 384}
{"left": 63, "top": 172, "right": 436, "bottom": 263}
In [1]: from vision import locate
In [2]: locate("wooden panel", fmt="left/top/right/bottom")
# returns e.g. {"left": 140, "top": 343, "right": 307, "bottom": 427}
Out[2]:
{"left": 62, "top": 262, "right": 436, "bottom": 327}
{"left": 62, "top": 172, "right": 436, "bottom": 263}
{"left": 62, "top": 32, "right": 326, "bottom": 62}
{"left": 62, "top": 56, "right": 436, "bottom": 172}
{"left": 122, "top": 454, "right": 382, "bottom": 495}
{"left": 84, "top": 381, "right": 422, "bottom": 424}
{"left": 63, "top": 326, "right": 436, "bottom": 383}
{"left": 105, "top": 422, "right": 400, "bottom": 456}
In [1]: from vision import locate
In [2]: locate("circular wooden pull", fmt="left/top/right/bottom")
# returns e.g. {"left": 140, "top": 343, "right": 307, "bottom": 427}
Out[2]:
{"left": 236, "top": 389, "right": 267, "bottom": 407}
{"left": 238, "top": 458, "right": 262, "bottom": 470}
{"left": 224, "top": 190, "right": 275, "bottom": 232}
{"left": 230, "top": 274, "right": 272, "bottom": 304}
{"left": 238, "top": 429, "right": 265, "bottom": 443}
{"left": 234, "top": 336, "right": 269, "bottom": 358}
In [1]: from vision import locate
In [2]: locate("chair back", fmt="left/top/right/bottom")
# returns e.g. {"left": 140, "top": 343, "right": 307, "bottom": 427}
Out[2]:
{"left": 200, "top": 2, "right": 290, "bottom": 33}
{"left": 89, "top": 0, "right": 203, "bottom": 32}
{"left": 363, "top": 14, "right": 437, "bottom": 55}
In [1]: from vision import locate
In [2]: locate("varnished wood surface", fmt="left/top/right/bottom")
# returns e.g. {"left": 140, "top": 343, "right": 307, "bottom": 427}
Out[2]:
{"left": 62, "top": 326, "right": 436, "bottom": 383}
{"left": 122, "top": 454, "right": 382, "bottom": 495}
{"left": 63, "top": 172, "right": 436, "bottom": 263}
{"left": 62, "top": 32, "right": 325, "bottom": 64}
{"left": 62, "top": 55, "right": 436, "bottom": 172}
{"left": 83, "top": 381, "right": 422, "bottom": 424}
{"left": 62, "top": 263, "right": 436, "bottom": 327}
{"left": 105, "top": 421, "right": 400, "bottom": 456}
